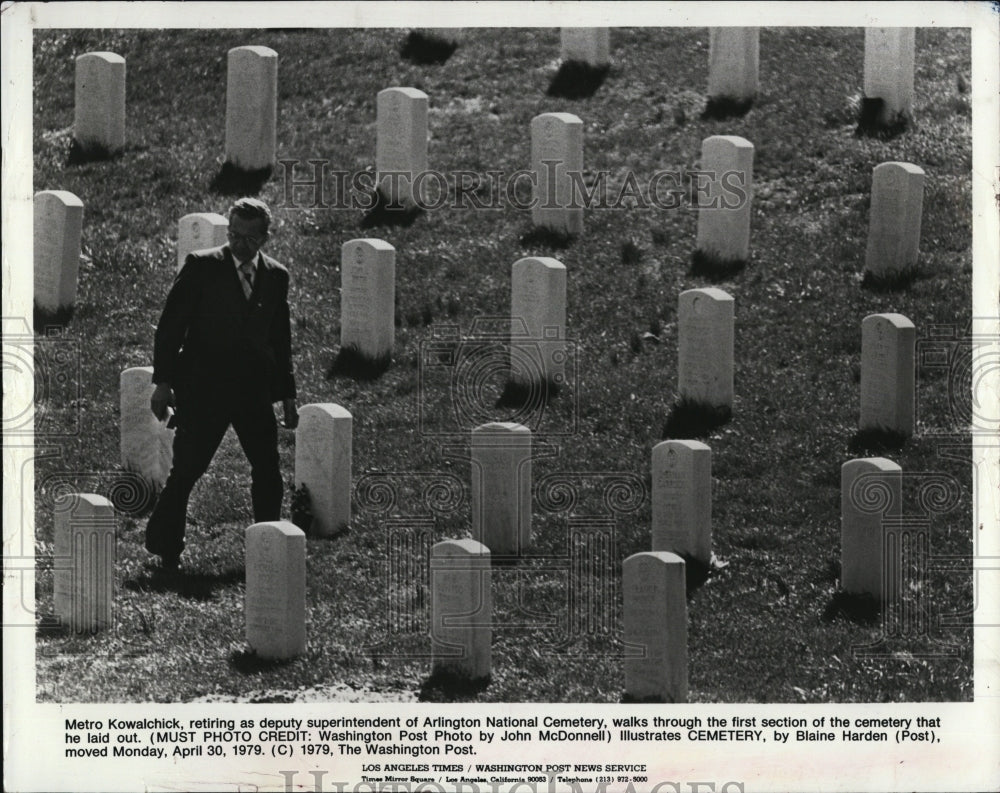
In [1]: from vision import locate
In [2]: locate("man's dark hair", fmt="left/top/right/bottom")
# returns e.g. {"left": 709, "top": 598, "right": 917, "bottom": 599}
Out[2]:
{"left": 229, "top": 197, "right": 272, "bottom": 232}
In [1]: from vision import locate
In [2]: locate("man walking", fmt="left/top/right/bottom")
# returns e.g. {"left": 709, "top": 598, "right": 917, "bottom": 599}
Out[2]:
{"left": 146, "top": 198, "right": 297, "bottom": 570}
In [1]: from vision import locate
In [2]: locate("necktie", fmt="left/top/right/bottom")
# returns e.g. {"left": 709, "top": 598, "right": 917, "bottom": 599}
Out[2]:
{"left": 239, "top": 261, "right": 255, "bottom": 300}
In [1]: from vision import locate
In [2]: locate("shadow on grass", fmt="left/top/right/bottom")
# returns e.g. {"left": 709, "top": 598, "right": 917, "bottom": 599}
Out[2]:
{"left": 848, "top": 426, "right": 909, "bottom": 454}
{"left": 229, "top": 649, "right": 300, "bottom": 674}
{"left": 701, "top": 95, "right": 754, "bottom": 121}
{"left": 34, "top": 303, "right": 74, "bottom": 330}
{"left": 861, "top": 267, "right": 921, "bottom": 292}
{"left": 690, "top": 249, "right": 748, "bottom": 279}
{"left": 546, "top": 60, "right": 610, "bottom": 99}
{"left": 495, "top": 376, "right": 562, "bottom": 412}
{"left": 418, "top": 669, "right": 490, "bottom": 702}
{"left": 662, "top": 399, "right": 732, "bottom": 439}
{"left": 400, "top": 30, "right": 458, "bottom": 65}
{"left": 124, "top": 565, "right": 244, "bottom": 601}
{"left": 326, "top": 345, "right": 392, "bottom": 381}
{"left": 360, "top": 189, "right": 423, "bottom": 229}
{"left": 210, "top": 162, "right": 273, "bottom": 196}
{"left": 518, "top": 226, "right": 575, "bottom": 250}
{"left": 66, "top": 138, "right": 120, "bottom": 166}
{"left": 855, "top": 98, "right": 909, "bottom": 141}
{"left": 822, "top": 590, "right": 880, "bottom": 625}
{"left": 683, "top": 553, "right": 730, "bottom": 592}
{"left": 621, "top": 692, "right": 680, "bottom": 704}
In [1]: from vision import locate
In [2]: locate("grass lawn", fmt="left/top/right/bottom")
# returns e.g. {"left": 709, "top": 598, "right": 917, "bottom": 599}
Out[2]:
{"left": 32, "top": 26, "right": 973, "bottom": 703}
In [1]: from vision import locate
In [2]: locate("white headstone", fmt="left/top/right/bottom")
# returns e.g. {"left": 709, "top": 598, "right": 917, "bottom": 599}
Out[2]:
{"left": 74, "top": 52, "right": 126, "bottom": 153}
{"left": 707, "top": 28, "right": 759, "bottom": 103}
{"left": 841, "top": 457, "right": 902, "bottom": 600}
{"left": 863, "top": 28, "right": 915, "bottom": 122}
{"left": 177, "top": 213, "right": 229, "bottom": 271}
{"left": 120, "top": 367, "right": 174, "bottom": 491}
{"left": 430, "top": 538, "right": 492, "bottom": 680}
{"left": 560, "top": 28, "right": 610, "bottom": 66}
{"left": 225, "top": 46, "right": 278, "bottom": 171}
{"left": 510, "top": 257, "right": 567, "bottom": 387}
{"left": 376, "top": 87, "right": 429, "bottom": 207}
{"left": 53, "top": 493, "right": 115, "bottom": 634}
{"left": 531, "top": 112, "right": 584, "bottom": 236}
{"left": 340, "top": 239, "right": 396, "bottom": 361}
{"left": 294, "top": 404, "right": 352, "bottom": 536}
{"left": 34, "top": 191, "right": 84, "bottom": 314}
{"left": 245, "top": 520, "right": 306, "bottom": 659}
{"left": 471, "top": 423, "right": 531, "bottom": 556}
{"left": 651, "top": 440, "right": 712, "bottom": 566}
{"left": 864, "top": 162, "right": 924, "bottom": 279}
{"left": 623, "top": 551, "right": 687, "bottom": 703}
{"left": 695, "top": 135, "right": 754, "bottom": 263}
{"left": 860, "top": 313, "right": 916, "bottom": 436}
{"left": 677, "top": 288, "right": 735, "bottom": 409}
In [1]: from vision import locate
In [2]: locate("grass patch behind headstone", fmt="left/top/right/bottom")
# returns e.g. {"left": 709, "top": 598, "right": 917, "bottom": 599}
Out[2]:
{"left": 662, "top": 398, "right": 732, "bottom": 439}
{"left": 399, "top": 30, "right": 458, "bottom": 65}
{"left": 209, "top": 161, "right": 273, "bottom": 196}
{"left": 546, "top": 60, "right": 609, "bottom": 99}
{"left": 326, "top": 345, "right": 392, "bottom": 381}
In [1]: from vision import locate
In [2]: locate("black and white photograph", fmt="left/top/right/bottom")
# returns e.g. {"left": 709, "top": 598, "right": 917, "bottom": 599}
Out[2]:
{"left": 4, "top": 2, "right": 999, "bottom": 791}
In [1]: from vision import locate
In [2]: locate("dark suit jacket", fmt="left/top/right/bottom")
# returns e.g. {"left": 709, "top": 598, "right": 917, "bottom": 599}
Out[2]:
{"left": 153, "top": 245, "right": 296, "bottom": 404}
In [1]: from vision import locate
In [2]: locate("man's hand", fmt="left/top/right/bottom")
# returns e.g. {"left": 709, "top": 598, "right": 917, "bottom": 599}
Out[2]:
{"left": 150, "top": 383, "right": 174, "bottom": 421}
{"left": 281, "top": 398, "right": 298, "bottom": 429}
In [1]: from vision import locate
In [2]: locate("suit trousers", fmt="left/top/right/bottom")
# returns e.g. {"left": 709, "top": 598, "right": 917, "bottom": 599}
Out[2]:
{"left": 145, "top": 391, "right": 281, "bottom": 558}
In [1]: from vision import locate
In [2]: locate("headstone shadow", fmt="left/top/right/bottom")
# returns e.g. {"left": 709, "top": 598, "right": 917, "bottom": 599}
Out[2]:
{"left": 860, "top": 268, "right": 921, "bottom": 292}
{"left": 326, "top": 345, "right": 392, "bottom": 381}
{"left": 400, "top": 30, "right": 458, "bottom": 65}
{"left": 210, "top": 162, "right": 273, "bottom": 197}
{"left": 700, "top": 96, "right": 754, "bottom": 121}
{"left": 822, "top": 591, "right": 880, "bottom": 625}
{"left": 418, "top": 669, "right": 490, "bottom": 702}
{"left": 360, "top": 190, "right": 423, "bottom": 229}
{"left": 855, "top": 98, "right": 909, "bottom": 141}
{"left": 518, "top": 226, "right": 574, "bottom": 250}
{"left": 662, "top": 400, "right": 732, "bottom": 439}
{"left": 546, "top": 61, "right": 609, "bottom": 99}
{"left": 229, "top": 648, "right": 300, "bottom": 674}
{"left": 847, "top": 427, "right": 908, "bottom": 454}
{"left": 123, "top": 565, "right": 244, "bottom": 601}
{"left": 689, "top": 250, "right": 748, "bottom": 280}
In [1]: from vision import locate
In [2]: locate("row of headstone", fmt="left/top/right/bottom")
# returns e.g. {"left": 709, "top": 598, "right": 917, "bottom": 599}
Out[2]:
{"left": 34, "top": 190, "right": 83, "bottom": 315}
{"left": 427, "top": 535, "right": 688, "bottom": 700}
{"left": 860, "top": 312, "right": 915, "bottom": 437}
{"left": 841, "top": 457, "right": 901, "bottom": 600}
{"left": 68, "top": 26, "right": 916, "bottom": 169}
{"left": 864, "top": 162, "right": 925, "bottom": 280}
